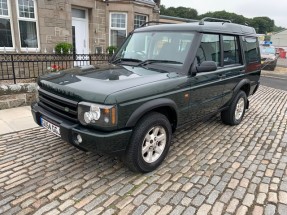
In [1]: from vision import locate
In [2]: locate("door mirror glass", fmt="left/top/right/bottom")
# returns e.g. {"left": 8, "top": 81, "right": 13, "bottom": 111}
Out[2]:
{"left": 196, "top": 61, "right": 217, "bottom": 73}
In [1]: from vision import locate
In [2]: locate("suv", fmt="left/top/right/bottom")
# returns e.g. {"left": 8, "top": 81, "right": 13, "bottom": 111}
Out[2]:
{"left": 31, "top": 18, "right": 261, "bottom": 173}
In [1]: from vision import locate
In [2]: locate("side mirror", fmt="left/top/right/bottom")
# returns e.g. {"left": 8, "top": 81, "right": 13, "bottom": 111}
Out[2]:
{"left": 196, "top": 61, "right": 217, "bottom": 73}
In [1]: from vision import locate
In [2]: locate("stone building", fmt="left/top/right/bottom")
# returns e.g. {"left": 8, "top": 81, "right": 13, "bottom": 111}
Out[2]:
{"left": 0, "top": 0, "right": 160, "bottom": 54}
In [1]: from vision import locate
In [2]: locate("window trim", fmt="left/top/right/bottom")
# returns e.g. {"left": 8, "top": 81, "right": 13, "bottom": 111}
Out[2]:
{"left": 0, "top": 0, "right": 15, "bottom": 50}
{"left": 16, "top": 0, "right": 40, "bottom": 52}
{"left": 134, "top": 14, "right": 148, "bottom": 29}
{"left": 109, "top": 12, "right": 127, "bottom": 46}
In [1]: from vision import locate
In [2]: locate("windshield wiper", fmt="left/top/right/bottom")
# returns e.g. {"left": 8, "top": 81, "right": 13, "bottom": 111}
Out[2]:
{"left": 137, "top": 59, "right": 182, "bottom": 67}
{"left": 111, "top": 58, "right": 142, "bottom": 64}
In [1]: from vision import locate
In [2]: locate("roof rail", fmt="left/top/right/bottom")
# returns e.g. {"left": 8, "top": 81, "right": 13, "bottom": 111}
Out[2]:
{"left": 139, "top": 21, "right": 173, "bottom": 28}
{"left": 199, "top": 17, "right": 232, "bottom": 25}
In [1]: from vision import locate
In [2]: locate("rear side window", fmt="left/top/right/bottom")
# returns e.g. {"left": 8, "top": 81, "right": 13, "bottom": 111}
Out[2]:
{"left": 223, "top": 35, "right": 241, "bottom": 66}
{"left": 196, "top": 34, "right": 221, "bottom": 66}
{"left": 243, "top": 37, "right": 260, "bottom": 64}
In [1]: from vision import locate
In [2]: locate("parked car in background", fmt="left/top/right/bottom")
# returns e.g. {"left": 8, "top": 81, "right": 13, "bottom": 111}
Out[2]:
{"left": 260, "top": 45, "right": 278, "bottom": 71}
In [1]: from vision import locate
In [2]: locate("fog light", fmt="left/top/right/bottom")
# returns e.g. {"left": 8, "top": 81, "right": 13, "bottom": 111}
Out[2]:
{"left": 76, "top": 134, "right": 82, "bottom": 144}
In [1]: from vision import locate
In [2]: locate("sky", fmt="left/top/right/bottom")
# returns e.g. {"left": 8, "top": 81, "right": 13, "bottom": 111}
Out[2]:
{"left": 160, "top": 0, "right": 287, "bottom": 28}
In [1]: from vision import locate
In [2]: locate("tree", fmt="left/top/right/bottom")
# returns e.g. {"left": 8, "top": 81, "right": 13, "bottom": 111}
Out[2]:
{"left": 250, "top": 17, "right": 275, "bottom": 34}
{"left": 160, "top": 5, "right": 281, "bottom": 33}
{"left": 160, "top": 6, "right": 198, "bottom": 20}
{"left": 198, "top": 10, "right": 247, "bottom": 25}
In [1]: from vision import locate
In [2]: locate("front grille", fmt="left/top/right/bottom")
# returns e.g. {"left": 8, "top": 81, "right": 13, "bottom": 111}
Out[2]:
{"left": 38, "top": 88, "right": 78, "bottom": 122}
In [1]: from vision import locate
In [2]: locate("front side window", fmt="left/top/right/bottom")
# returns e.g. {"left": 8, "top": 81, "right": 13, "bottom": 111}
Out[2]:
{"left": 134, "top": 14, "right": 147, "bottom": 29}
{"left": 196, "top": 34, "right": 221, "bottom": 66}
{"left": 17, "top": 0, "right": 38, "bottom": 48}
{"left": 110, "top": 13, "right": 127, "bottom": 47}
{"left": 223, "top": 35, "right": 241, "bottom": 66}
{"left": 244, "top": 37, "right": 260, "bottom": 64}
{"left": 0, "top": 0, "right": 13, "bottom": 48}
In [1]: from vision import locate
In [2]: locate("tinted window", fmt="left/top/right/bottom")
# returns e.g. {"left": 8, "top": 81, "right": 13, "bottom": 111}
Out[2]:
{"left": 223, "top": 35, "right": 241, "bottom": 66}
{"left": 244, "top": 37, "right": 260, "bottom": 64}
{"left": 196, "top": 34, "right": 221, "bottom": 66}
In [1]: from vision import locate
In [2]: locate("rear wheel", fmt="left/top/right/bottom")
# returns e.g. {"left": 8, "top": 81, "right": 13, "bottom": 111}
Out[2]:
{"left": 221, "top": 90, "right": 247, "bottom": 126}
{"left": 123, "top": 112, "right": 172, "bottom": 173}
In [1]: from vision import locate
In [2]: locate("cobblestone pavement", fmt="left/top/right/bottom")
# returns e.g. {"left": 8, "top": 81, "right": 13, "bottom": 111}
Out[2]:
{"left": 1, "top": 86, "right": 287, "bottom": 215}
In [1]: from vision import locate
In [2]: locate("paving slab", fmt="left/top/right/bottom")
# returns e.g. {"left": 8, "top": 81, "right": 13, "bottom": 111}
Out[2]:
{"left": 0, "top": 106, "right": 37, "bottom": 135}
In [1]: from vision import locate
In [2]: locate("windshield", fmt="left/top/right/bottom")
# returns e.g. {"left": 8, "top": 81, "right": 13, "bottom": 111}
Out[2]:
{"left": 114, "top": 31, "right": 195, "bottom": 66}
{"left": 260, "top": 46, "right": 276, "bottom": 55}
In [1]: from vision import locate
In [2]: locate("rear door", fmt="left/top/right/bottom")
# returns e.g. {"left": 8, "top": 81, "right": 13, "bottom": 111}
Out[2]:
{"left": 220, "top": 35, "right": 246, "bottom": 106}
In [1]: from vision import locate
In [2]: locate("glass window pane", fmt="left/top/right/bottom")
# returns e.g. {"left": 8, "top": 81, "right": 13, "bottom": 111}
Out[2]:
{"left": 111, "top": 13, "right": 126, "bottom": 28}
{"left": 223, "top": 35, "right": 241, "bottom": 66}
{"left": 244, "top": 37, "right": 260, "bottom": 64}
{"left": 196, "top": 34, "right": 221, "bottom": 66}
{"left": 18, "top": 0, "right": 35, "bottom": 18}
{"left": 0, "top": 0, "right": 8, "bottom": 16}
{"left": 0, "top": 18, "right": 13, "bottom": 47}
{"left": 111, "top": 30, "right": 126, "bottom": 47}
{"left": 134, "top": 15, "right": 147, "bottom": 29}
{"left": 19, "top": 20, "right": 38, "bottom": 48}
{"left": 72, "top": 8, "right": 86, "bottom": 19}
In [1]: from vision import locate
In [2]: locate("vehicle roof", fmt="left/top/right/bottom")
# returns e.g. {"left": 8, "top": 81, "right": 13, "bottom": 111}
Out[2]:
{"left": 135, "top": 21, "right": 257, "bottom": 36}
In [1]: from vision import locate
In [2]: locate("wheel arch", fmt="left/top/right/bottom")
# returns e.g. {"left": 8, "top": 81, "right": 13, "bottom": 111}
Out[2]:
{"left": 125, "top": 98, "right": 178, "bottom": 132}
{"left": 234, "top": 79, "right": 251, "bottom": 97}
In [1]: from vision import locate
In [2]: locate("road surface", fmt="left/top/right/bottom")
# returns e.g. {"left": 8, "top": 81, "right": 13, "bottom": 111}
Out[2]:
{"left": 261, "top": 70, "right": 287, "bottom": 91}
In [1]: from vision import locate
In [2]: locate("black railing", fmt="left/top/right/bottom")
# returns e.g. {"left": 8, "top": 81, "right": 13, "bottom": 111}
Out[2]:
{"left": 0, "top": 54, "right": 111, "bottom": 84}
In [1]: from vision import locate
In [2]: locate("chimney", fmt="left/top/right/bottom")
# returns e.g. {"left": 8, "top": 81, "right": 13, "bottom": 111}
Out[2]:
{"left": 154, "top": 0, "right": 160, "bottom": 7}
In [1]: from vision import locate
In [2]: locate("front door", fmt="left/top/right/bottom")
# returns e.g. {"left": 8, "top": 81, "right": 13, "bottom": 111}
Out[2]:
{"left": 189, "top": 34, "right": 225, "bottom": 120}
{"left": 72, "top": 8, "right": 89, "bottom": 65}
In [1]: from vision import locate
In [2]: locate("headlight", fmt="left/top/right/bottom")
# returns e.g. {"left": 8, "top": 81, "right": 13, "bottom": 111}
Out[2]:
{"left": 78, "top": 102, "right": 117, "bottom": 127}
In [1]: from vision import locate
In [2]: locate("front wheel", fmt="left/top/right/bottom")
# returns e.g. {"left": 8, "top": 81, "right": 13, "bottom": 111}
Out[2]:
{"left": 221, "top": 90, "right": 247, "bottom": 126}
{"left": 123, "top": 112, "right": 172, "bottom": 173}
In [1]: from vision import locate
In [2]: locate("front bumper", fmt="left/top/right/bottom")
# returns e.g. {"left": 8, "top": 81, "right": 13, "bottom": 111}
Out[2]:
{"left": 31, "top": 103, "right": 132, "bottom": 154}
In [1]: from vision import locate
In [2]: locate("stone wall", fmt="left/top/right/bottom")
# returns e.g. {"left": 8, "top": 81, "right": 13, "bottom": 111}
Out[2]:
{"left": 0, "top": 83, "right": 37, "bottom": 110}
{"left": 38, "top": 0, "right": 73, "bottom": 52}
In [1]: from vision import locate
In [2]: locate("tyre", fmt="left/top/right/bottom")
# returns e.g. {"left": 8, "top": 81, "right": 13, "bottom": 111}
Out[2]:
{"left": 270, "top": 65, "right": 276, "bottom": 71}
{"left": 221, "top": 90, "right": 247, "bottom": 126}
{"left": 123, "top": 112, "right": 172, "bottom": 173}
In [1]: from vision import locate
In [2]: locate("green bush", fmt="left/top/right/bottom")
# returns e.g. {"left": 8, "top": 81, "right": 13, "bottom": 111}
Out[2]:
{"left": 55, "top": 42, "right": 73, "bottom": 54}
{"left": 106, "top": 46, "right": 117, "bottom": 54}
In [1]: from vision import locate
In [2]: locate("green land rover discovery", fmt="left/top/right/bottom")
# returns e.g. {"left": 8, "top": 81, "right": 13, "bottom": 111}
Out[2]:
{"left": 32, "top": 18, "right": 261, "bottom": 172}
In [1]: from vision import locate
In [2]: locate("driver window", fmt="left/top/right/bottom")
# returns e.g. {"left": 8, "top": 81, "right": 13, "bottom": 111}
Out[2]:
{"left": 196, "top": 34, "right": 221, "bottom": 66}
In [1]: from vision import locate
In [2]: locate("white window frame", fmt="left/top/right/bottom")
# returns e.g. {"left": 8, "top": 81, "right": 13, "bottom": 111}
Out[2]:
{"left": 16, "top": 0, "right": 40, "bottom": 52}
{"left": 109, "top": 12, "right": 127, "bottom": 46}
{"left": 0, "top": 0, "right": 15, "bottom": 51}
{"left": 134, "top": 14, "right": 148, "bottom": 29}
